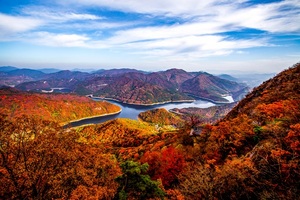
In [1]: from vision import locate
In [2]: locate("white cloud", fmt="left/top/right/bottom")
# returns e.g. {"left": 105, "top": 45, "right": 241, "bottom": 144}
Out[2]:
{"left": 21, "top": 6, "right": 102, "bottom": 21}
{"left": 118, "top": 23, "right": 226, "bottom": 43}
{"left": 119, "top": 35, "right": 269, "bottom": 60}
{"left": 0, "top": 13, "right": 43, "bottom": 34}
{"left": 202, "top": 57, "right": 300, "bottom": 73}
{"left": 60, "top": 0, "right": 300, "bottom": 34}
{"left": 1, "top": 0, "right": 298, "bottom": 70}
{"left": 214, "top": 0, "right": 300, "bottom": 33}
{"left": 27, "top": 32, "right": 90, "bottom": 47}
{"left": 60, "top": 0, "right": 218, "bottom": 17}
{"left": 123, "top": 35, "right": 261, "bottom": 51}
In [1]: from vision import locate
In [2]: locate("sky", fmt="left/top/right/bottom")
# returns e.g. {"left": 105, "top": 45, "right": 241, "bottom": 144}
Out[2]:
{"left": 0, "top": 0, "right": 299, "bottom": 73}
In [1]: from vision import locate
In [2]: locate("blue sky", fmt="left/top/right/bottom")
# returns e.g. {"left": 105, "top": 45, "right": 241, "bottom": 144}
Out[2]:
{"left": 0, "top": 0, "right": 299, "bottom": 73}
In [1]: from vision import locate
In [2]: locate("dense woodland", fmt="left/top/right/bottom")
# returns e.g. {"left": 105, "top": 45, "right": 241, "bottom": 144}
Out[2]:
{"left": 1, "top": 67, "right": 249, "bottom": 104}
{"left": 138, "top": 108, "right": 184, "bottom": 126}
{"left": 0, "top": 63, "right": 299, "bottom": 199}
{"left": 0, "top": 88, "right": 120, "bottom": 124}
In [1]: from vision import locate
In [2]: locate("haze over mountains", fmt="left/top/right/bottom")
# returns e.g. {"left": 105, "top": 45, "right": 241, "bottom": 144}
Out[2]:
{"left": 0, "top": 66, "right": 263, "bottom": 104}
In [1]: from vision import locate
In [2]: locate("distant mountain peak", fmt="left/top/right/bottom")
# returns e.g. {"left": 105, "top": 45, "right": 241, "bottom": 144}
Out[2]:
{"left": 5, "top": 67, "right": 249, "bottom": 104}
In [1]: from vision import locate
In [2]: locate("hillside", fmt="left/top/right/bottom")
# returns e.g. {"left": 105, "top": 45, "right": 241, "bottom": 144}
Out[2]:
{"left": 0, "top": 87, "right": 121, "bottom": 124}
{"left": 12, "top": 67, "right": 249, "bottom": 104}
{"left": 15, "top": 70, "right": 91, "bottom": 92}
{"left": 6, "top": 69, "right": 45, "bottom": 79}
{"left": 224, "top": 64, "right": 300, "bottom": 121}
{"left": 171, "top": 102, "right": 237, "bottom": 123}
{"left": 83, "top": 69, "right": 249, "bottom": 104}
{"left": 181, "top": 72, "right": 248, "bottom": 102}
{"left": 177, "top": 63, "right": 300, "bottom": 199}
{"left": 94, "top": 68, "right": 144, "bottom": 76}
{"left": 0, "top": 66, "right": 18, "bottom": 72}
{"left": 138, "top": 108, "right": 184, "bottom": 126}
{"left": 91, "top": 74, "right": 193, "bottom": 104}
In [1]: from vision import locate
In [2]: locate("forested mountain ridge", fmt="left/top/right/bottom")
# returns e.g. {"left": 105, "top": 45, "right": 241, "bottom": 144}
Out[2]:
{"left": 181, "top": 72, "right": 247, "bottom": 102}
{"left": 83, "top": 69, "right": 249, "bottom": 104}
{"left": 0, "top": 87, "right": 120, "bottom": 124}
{"left": 87, "top": 73, "right": 194, "bottom": 105}
{"left": 179, "top": 63, "right": 300, "bottom": 199}
{"left": 170, "top": 102, "right": 237, "bottom": 123}
{"left": 9, "top": 68, "right": 249, "bottom": 104}
{"left": 223, "top": 63, "right": 300, "bottom": 121}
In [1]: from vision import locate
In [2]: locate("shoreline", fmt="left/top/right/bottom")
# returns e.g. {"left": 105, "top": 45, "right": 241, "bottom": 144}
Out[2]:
{"left": 62, "top": 109, "right": 122, "bottom": 127}
{"left": 168, "top": 109, "right": 185, "bottom": 116}
{"left": 184, "top": 94, "right": 233, "bottom": 104}
{"left": 91, "top": 96, "right": 196, "bottom": 106}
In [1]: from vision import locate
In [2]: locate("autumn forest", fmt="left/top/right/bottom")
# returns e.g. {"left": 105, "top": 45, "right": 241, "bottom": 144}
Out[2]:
{"left": 1, "top": 63, "right": 300, "bottom": 199}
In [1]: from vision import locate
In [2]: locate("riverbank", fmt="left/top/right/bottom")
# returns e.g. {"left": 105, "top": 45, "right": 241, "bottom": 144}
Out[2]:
{"left": 65, "top": 97, "right": 216, "bottom": 128}
{"left": 92, "top": 96, "right": 195, "bottom": 106}
{"left": 62, "top": 109, "right": 122, "bottom": 127}
{"left": 184, "top": 93, "right": 234, "bottom": 104}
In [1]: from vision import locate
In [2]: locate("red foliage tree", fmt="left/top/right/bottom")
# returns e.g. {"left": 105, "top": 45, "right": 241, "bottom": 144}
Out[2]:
{"left": 141, "top": 146, "right": 186, "bottom": 187}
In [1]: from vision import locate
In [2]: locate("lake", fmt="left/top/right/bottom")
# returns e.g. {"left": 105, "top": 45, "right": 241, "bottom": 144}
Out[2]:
{"left": 66, "top": 98, "right": 217, "bottom": 127}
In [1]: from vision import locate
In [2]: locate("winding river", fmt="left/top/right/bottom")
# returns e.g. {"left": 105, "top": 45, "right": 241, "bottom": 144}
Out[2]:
{"left": 66, "top": 98, "right": 218, "bottom": 127}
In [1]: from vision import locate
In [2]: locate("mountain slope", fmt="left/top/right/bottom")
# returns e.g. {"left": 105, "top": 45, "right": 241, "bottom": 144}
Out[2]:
{"left": 0, "top": 68, "right": 46, "bottom": 87}
{"left": 181, "top": 72, "right": 248, "bottom": 102}
{"left": 0, "top": 87, "right": 120, "bottom": 124}
{"left": 15, "top": 70, "right": 92, "bottom": 92}
{"left": 0, "top": 66, "right": 19, "bottom": 72}
{"left": 91, "top": 75, "right": 193, "bottom": 104}
{"left": 217, "top": 74, "right": 239, "bottom": 82}
{"left": 7, "top": 69, "right": 45, "bottom": 79}
{"left": 12, "top": 68, "right": 248, "bottom": 104}
{"left": 180, "top": 63, "right": 300, "bottom": 199}
{"left": 224, "top": 64, "right": 300, "bottom": 121}
{"left": 138, "top": 108, "right": 184, "bottom": 126}
{"left": 83, "top": 69, "right": 247, "bottom": 104}
{"left": 145, "top": 69, "right": 195, "bottom": 90}
{"left": 94, "top": 68, "right": 145, "bottom": 77}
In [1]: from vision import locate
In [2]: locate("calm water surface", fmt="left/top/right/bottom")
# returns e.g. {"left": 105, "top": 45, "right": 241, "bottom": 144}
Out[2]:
{"left": 66, "top": 99, "right": 216, "bottom": 127}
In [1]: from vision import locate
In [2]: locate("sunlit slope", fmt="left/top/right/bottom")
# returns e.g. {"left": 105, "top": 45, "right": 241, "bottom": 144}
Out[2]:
{"left": 0, "top": 88, "right": 120, "bottom": 124}
{"left": 179, "top": 63, "right": 300, "bottom": 199}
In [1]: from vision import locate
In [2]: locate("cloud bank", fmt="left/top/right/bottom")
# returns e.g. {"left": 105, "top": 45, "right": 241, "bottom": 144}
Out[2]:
{"left": 0, "top": 0, "right": 299, "bottom": 72}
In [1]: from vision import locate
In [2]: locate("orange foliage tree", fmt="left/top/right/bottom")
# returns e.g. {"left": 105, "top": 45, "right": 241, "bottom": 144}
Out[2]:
{"left": 0, "top": 89, "right": 120, "bottom": 124}
{"left": 0, "top": 114, "right": 121, "bottom": 199}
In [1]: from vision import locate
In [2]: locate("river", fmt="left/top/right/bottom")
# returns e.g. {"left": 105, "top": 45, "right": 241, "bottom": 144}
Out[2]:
{"left": 66, "top": 98, "right": 218, "bottom": 127}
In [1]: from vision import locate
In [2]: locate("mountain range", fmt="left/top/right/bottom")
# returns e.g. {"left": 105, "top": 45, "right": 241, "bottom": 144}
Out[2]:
{"left": 0, "top": 66, "right": 251, "bottom": 104}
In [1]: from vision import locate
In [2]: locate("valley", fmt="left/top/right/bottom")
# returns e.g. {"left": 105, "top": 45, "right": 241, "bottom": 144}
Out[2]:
{"left": 1, "top": 67, "right": 249, "bottom": 105}
{"left": 0, "top": 63, "right": 299, "bottom": 199}
{"left": 1, "top": 0, "right": 298, "bottom": 199}
{"left": 67, "top": 98, "right": 216, "bottom": 127}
